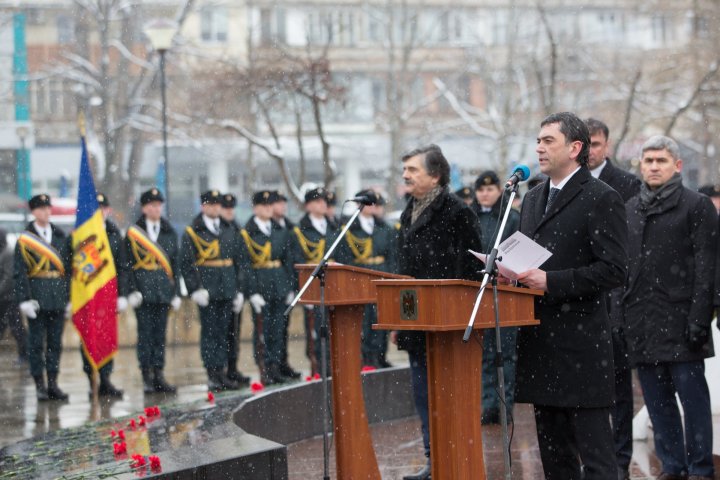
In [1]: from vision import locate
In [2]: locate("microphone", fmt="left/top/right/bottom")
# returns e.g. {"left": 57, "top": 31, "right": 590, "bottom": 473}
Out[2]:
{"left": 504, "top": 165, "right": 531, "bottom": 189}
{"left": 348, "top": 195, "right": 375, "bottom": 205}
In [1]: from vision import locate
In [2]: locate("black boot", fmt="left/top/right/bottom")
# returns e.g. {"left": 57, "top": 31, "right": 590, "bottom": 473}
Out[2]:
{"left": 46, "top": 373, "right": 68, "bottom": 401}
{"left": 141, "top": 369, "right": 155, "bottom": 394}
{"left": 278, "top": 362, "right": 301, "bottom": 379}
{"left": 34, "top": 375, "right": 49, "bottom": 402}
{"left": 378, "top": 352, "right": 393, "bottom": 369}
{"left": 153, "top": 368, "right": 177, "bottom": 393}
{"left": 207, "top": 369, "right": 240, "bottom": 391}
{"left": 227, "top": 365, "right": 251, "bottom": 386}
{"left": 99, "top": 370, "right": 123, "bottom": 398}
{"left": 261, "top": 363, "right": 289, "bottom": 386}
{"left": 403, "top": 460, "right": 431, "bottom": 480}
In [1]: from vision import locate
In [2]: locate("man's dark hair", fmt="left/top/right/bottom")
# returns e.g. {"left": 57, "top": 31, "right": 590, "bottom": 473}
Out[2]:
{"left": 585, "top": 118, "right": 609, "bottom": 140}
{"left": 541, "top": 112, "right": 590, "bottom": 166}
{"left": 401, "top": 144, "right": 450, "bottom": 187}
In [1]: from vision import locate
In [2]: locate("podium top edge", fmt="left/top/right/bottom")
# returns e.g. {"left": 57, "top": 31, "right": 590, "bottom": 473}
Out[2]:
{"left": 372, "top": 278, "right": 544, "bottom": 295}
{"left": 294, "top": 263, "right": 411, "bottom": 279}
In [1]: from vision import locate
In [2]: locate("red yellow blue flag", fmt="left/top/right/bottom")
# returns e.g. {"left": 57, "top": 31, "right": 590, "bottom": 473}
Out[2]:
{"left": 71, "top": 135, "right": 118, "bottom": 370}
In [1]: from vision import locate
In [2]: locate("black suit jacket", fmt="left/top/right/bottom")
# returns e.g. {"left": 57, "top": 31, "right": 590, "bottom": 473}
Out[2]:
{"left": 598, "top": 158, "right": 641, "bottom": 202}
{"left": 515, "top": 166, "right": 627, "bottom": 408}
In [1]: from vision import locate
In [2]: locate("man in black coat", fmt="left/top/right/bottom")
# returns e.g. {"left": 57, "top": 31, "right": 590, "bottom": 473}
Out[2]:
{"left": 515, "top": 112, "right": 627, "bottom": 480}
{"left": 585, "top": 118, "right": 641, "bottom": 480}
{"left": 396, "top": 144, "right": 483, "bottom": 480}
{"left": 620, "top": 136, "right": 716, "bottom": 480}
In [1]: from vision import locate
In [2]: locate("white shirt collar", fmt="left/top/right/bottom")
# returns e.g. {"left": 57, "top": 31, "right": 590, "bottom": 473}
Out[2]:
{"left": 309, "top": 215, "right": 327, "bottom": 236}
{"left": 34, "top": 222, "right": 51, "bottom": 242}
{"left": 145, "top": 219, "right": 160, "bottom": 240}
{"left": 359, "top": 214, "right": 375, "bottom": 235}
{"left": 202, "top": 214, "right": 219, "bottom": 234}
{"left": 589, "top": 159, "right": 607, "bottom": 179}
{"left": 550, "top": 165, "right": 582, "bottom": 190}
{"left": 254, "top": 216, "right": 272, "bottom": 236}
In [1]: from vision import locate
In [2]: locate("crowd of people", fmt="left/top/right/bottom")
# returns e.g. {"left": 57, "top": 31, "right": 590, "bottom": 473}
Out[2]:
{"left": 2, "top": 111, "right": 719, "bottom": 480}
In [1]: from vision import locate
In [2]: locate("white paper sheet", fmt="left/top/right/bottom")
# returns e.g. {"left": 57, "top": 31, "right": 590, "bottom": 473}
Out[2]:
{"left": 469, "top": 231, "right": 552, "bottom": 280}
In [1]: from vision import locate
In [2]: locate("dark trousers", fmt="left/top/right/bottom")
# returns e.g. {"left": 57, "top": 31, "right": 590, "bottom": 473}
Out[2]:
{"left": 481, "top": 326, "right": 517, "bottom": 416}
{"left": 636, "top": 361, "right": 714, "bottom": 478}
{"left": 263, "top": 299, "right": 287, "bottom": 367}
{"left": 199, "top": 299, "right": 232, "bottom": 370}
{"left": 312, "top": 306, "right": 331, "bottom": 374}
{"left": 304, "top": 306, "right": 319, "bottom": 375}
{"left": 611, "top": 329, "right": 633, "bottom": 473}
{"left": 361, "top": 304, "right": 387, "bottom": 359}
{"left": 534, "top": 405, "right": 617, "bottom": 480}
{"left": 27, "top": 310, "right": 65, "bottom": 377}
{"left": 408, "top": 348, "right": 430, "bottom": 458}
{"left": 135, "top": 303, "right": 169, "bottom": 369}
{"left": 227, "top": 311, "right": 241, "bottom": 370}
{"left": 81, "top": 350, "right": 113, "bottom": 376}
{"left": 0, "top": 301, "right": 27, "bottom": 358}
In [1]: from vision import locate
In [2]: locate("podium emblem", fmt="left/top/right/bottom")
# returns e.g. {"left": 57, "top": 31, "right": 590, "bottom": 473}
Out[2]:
{"left": 400, "top": 289, "right": 418, "bottom": 320}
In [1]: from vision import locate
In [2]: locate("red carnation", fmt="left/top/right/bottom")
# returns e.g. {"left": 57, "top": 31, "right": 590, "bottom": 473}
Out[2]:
{"left": 117, "top": 429, "right": 125, "bottom": 440}
{"left": 207, "top": 391, "right": 215, "bottom": 402}
{"left": 153, "top": 406, "right": 161, "bottom": 416}
{"left": 361, "top": 365, "right": 376, "bottom": 372}
{"left": 138, "top": 415, "right": 146, "bottom": 427}
{"left": 144, "top": 407, "right": 154, "bottom": 417}
{"left": 110, "top": 429, "right": 116, "bottom": 438}
{"left": 113, "top": 441, "right": 127, "bottom": 455}
{"left": 313, "top": 373, "right": 321, "bottom": 380}
{"left": 250, "top": 382, "right": 264, "bottom": 392}
{"left": 149, "top": 455, "right": 162, "bottom": 472}
{"left": 130, "top": 453, "right": 146, "bottom": 468}
{"left": 305, "top": 376, "right": 312, "bottom": 382}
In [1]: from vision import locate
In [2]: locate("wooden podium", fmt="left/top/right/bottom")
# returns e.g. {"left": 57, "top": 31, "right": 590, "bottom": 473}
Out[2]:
{"left": 296, "top": 264, "right": 409, "bottom": 479}
{"left": 373, "top": 279, "right": 542, "bottom": 480}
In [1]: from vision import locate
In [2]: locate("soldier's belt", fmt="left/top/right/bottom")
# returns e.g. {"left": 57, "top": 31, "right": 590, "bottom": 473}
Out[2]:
{"left": 197, "top": 259, "right": 234, "bottom": 267}
{"left": 253, "top": 259, "right": 282, "bottom": 269}
{"left": 30, "top": 271, "right": 63, "bottom": 279}
{"left": 356, "top": 256, "right": 385, "bottom": 265}
{"left": 134, "top": 263, "right": 160, "bottom": 271}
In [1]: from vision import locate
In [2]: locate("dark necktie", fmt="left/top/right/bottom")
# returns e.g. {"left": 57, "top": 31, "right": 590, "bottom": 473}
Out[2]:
{"left": 546, "top": 187, "right": 561, "bottom": 212}
{"left": 214, "top": 221, "right": 220, "bottom": 235}
{"left": 154, "top": 225, "right": 159, "bottom": 236}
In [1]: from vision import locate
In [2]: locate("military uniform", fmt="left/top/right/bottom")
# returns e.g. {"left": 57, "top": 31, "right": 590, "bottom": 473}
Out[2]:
{"left": 242, "top": 190, "right": 297, "bottom": 384}
{"left": 14, "top": 194, "right": 72, "bottom": 401}
{"left": 124, "top": 188, "right": 178, "bottom": 393}
{"left": 180, "top": 190, "right": 249, "bottom": 390}
{"left": 470, "top": 171, "right": 520, "bottom": 424}
{"left": 335, "top": 190, "right": 397, "bottom": 367}
{"left": 291, "top": 187, "right": 339, "bottom": 375}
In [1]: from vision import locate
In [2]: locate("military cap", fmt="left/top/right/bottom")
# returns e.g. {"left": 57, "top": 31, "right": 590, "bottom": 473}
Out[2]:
{"left": 304, "top": 187, "right": 327, "bottom": 203}
{"left": 454, "top": 186, "right": 473, "bottom": 200}
{"left": 140, "top": 188, "right": 164, "bottom": 205}
{"left": 326, "top": 191, "right": 337, "bottom": 206}
{"left": 200, "top": 189, "right": 222, "bottom": 205}
{"left": 96, "top": 192, "right": 110, "bottom": 207}
{"left": 252, "top": 190, "right": 274, "bottom": 206}
{"left": 698, "top": 184, "right": 720, "bottom": 198}
{"left": 271, "top": 191, "right": 288, "bottom": 203}
{"left": 221, "top": 193, "right": 237, "bottom": 208}
{"left": 28, "top": 194, "right": 52, "bottom": 210}
{"left": 355, "top": 189, "right": 386, "bottom": 206}
{"left": 474, "top": 171, "right": 500, "bottom": 190}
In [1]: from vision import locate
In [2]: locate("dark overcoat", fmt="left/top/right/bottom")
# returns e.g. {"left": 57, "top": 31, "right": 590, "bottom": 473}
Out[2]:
{"left": 622, "top": 185, "right": 716, "bottom": 364}
{"left": 396, "top": 188, "right": 483, "bottom": 352}
{"left": 515, "top": 167, "right": 627, "bottom": 408}
{"left": 124, "top": 217, "right": 178, "bottom": 304}
{"left": 598, "top": 159, "right": 641, "bottom": 202}
{"left": 334, "top": 215, "right": 397, "bottom": 274}
{"left": 242, "top": 218, "right": 295, "bottom": 301}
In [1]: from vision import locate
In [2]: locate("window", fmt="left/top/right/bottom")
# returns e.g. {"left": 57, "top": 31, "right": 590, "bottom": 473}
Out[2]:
{"left": 201, "top": 7, "right": 228, "bottom": 43}
{"left": 56, "top": 15, "right": 74, "bottom": 44}
{"left": 260, "top": 7, "right": 287, "bottom": 44}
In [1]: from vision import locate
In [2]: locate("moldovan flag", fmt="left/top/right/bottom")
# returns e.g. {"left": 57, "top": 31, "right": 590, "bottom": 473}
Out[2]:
{"left": 71, "top": 136, "right": 118, "bottom": 370}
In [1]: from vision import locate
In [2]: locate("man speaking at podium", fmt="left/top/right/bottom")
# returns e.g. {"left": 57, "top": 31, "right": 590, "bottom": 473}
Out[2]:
{"left": 396, "top": 144, "right": 483, "bottom": 480}
{"left": 514, "top": 112, "right": 628, "bottom": 480}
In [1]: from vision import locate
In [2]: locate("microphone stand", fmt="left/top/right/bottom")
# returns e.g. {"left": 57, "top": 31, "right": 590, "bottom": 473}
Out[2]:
{"left": 462, "top": 182, "right": 519, "bottom": 480}
{"left": 284, "top": 201, "right": 366, "bottom": 480}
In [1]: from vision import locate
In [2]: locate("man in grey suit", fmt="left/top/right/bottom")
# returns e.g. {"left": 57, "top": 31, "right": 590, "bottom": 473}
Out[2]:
{"left": 514, "top": 112, "right": 628, "bottom": 480}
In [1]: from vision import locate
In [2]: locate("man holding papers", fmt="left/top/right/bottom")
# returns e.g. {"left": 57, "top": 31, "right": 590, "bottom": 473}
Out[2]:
{"left": 514, "top": 112, "right": 628, "bottom": 480}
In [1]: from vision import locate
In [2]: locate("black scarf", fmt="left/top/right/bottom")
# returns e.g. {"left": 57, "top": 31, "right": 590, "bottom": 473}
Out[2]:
{"left": 639, "top": 172, "right": 683, "bottom": 214}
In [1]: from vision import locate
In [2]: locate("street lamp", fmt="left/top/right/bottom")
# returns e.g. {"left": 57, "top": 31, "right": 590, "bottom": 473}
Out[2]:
{"left": 144, "top": 19, "right": 177, "bottom": 220}
{"left": 16, "top": 125, "right": 30, "bottom": 201}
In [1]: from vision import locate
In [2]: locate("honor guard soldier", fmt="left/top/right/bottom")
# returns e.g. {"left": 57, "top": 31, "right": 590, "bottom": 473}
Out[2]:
{"left": 335, "top": 189, "right": 397, "bottom": 368}
{"left": 242, "top": 190, "right": 298, "bottom": 385}
{"left": 78, "top": 192, "right": 124, "bottom": 398}
{"left": 454, "top": 186, "right": 474, "bottom": 206}
{"left": 14, "top": 194, "right": 72, "bottom": 401}
{"left": 271, "top": 191, "right": 294, "bottom": 230}
{"left": 291, "top": 187, "right": 338, "bottom": 375}
{"left": 325, "top": 190, "right": 339, "bottom": 230}
{"left": 470, "top": 171, "right": 520, "bottom": 425}
{"left": 124, "top": 188, "right": 180, "bottom": 394}
{"left": 180, "top": 190, "right": 247, "bottom": 391}
{"left": 220, "top": 193, "right": 252, "bottom": 386}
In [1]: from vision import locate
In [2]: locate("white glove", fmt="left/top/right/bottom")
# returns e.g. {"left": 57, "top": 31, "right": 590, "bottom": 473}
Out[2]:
{"left": 191, "top": 288, "right": 210, "bottom": 307}
{"left": 19, "top": 300, "right": 39, "bottom": 319}
{"left": 232, "top": 293, "right": 245, "bottom": 313}
{"left": 285, "top": 291, "right": 296, "bottom": 306}
{"left": 65, "top": 302, "right": 72, "bottom": 318}
{"left": 304, "top": 304, "right": 314, "bottom": 311}
{"left": 128, "top": 291, "right": 143, "bottom": 308}
{"left": 249, "top": 294, "right": 266, "bottom": 314}
{"left": 171, "top": 296, "right": 182, "bottom": 311}
{"left": 117, "top": 296, "right": 128, "bottom": 312}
